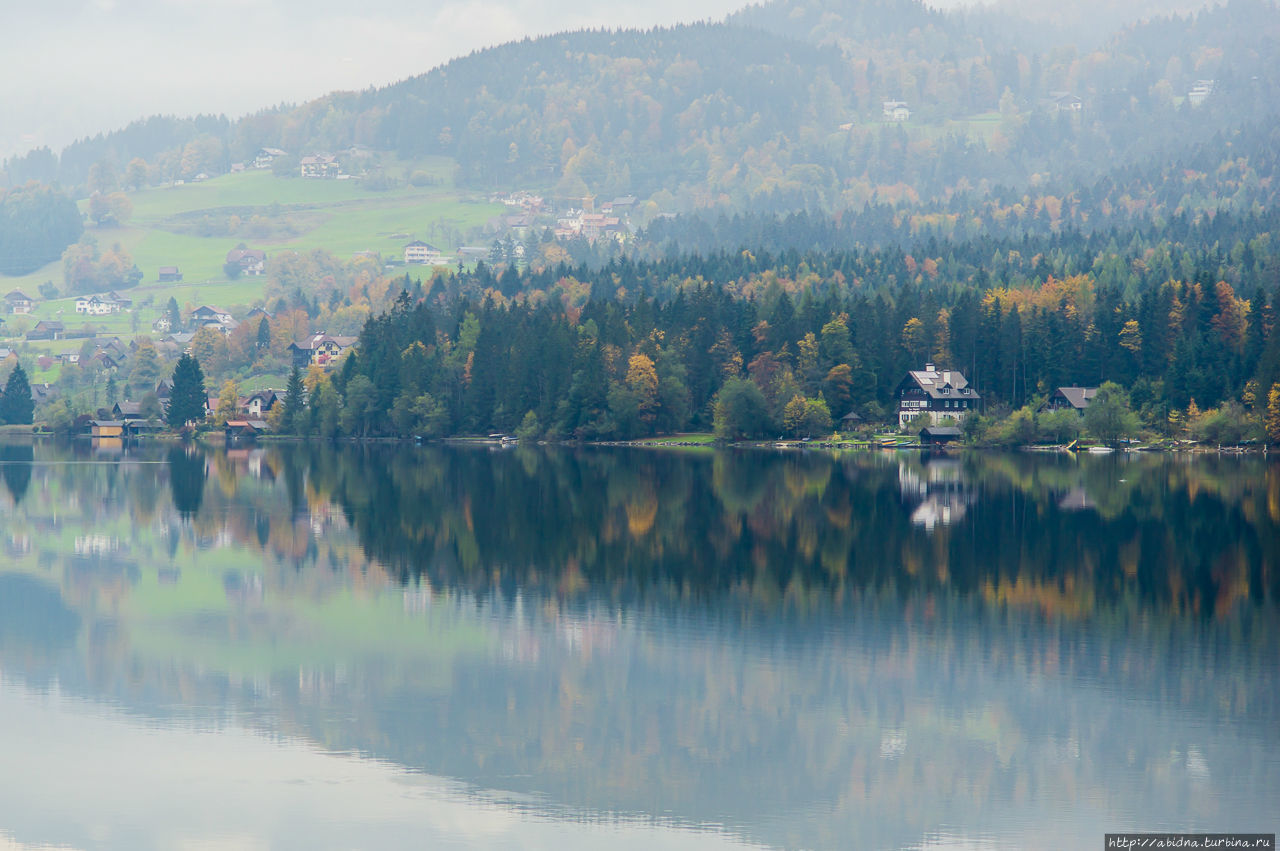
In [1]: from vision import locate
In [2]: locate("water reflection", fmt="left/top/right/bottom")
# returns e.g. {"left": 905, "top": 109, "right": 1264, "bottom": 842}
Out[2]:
{"left": 0, "top": 441, "right": 1277, "bottom": 850}
{"left": 898, "top": 454, "right": 972, "bottom": 530}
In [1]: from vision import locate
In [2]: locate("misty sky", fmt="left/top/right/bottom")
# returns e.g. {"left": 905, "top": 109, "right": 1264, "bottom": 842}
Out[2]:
{"left": 0, "top": 0, "right": 765, "bottom": 160}
{"left": 0, "top": 0, "right": 1197, "bottom": 162}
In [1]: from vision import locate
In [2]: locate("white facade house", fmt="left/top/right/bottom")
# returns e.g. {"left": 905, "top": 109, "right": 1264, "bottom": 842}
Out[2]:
{"left": 404, "top": 240, "right": 443, "bottom": 265}
{"left": 75, "top": 295, "right": 124, "bottom": 316}
{"left": 883, "top": 100, "right": 911, "bottom": 121}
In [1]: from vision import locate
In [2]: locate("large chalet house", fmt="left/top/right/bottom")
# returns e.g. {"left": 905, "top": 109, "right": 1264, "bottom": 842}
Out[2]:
{"left": 288, "top": 333, "right": 357, "bottom": 369}
{"left": 896, "top": 363, "right": 981, "bottom": 428}
{"left": 1041, "top": 386, "right": 1097, "bottom": 413}
{"left": 226, "top": 248, "right": 267, "bottom": 276}
{"left": 404, "top": 240, "right": 442, "bottom": 265}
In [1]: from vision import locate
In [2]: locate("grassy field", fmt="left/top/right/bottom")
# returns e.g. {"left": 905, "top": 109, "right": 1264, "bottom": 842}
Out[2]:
{"left": 0, "top": 159, "right": 504, "bottom": 335}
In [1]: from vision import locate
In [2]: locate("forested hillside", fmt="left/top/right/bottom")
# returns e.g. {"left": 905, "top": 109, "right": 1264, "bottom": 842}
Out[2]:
{"left": 5, "top": 0, "right": 1277, "bottom": 223}
{"left": 267, "top": 204, "right": 1280, "bottom": 441}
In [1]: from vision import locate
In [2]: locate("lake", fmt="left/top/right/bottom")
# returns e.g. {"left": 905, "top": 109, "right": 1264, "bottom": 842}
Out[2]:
{"left": 0, "top": 442, "right": 1277, "bottom": 850}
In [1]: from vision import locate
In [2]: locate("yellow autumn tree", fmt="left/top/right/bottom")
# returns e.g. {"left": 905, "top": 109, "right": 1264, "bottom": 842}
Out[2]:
{"left": 213, "top": 379, "right": 239, "bottom": 427}
{"left": 625, "top": 353, "right": 659, "bottom": 426}
{"left": 1267, "top": 384, "right": 1280, "bottom": 445}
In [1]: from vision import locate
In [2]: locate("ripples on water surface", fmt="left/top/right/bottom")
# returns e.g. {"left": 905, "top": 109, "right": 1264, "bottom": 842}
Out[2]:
{"left": 0, "top": 442, "right": 1276, "bottom": 850}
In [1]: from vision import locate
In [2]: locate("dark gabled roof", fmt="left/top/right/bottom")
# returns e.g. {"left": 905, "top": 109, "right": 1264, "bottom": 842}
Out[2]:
{"left": 920, "top": 426, "right": 962, "bottom": 438}
{"left": 1053, "top": 387, "right": 1098, "bottom": 409}
{"left": 901, "top": 366, "right": 980, "bottom": 401}
{"left": 112, "top": 402, "right": 144, "bottom": 416}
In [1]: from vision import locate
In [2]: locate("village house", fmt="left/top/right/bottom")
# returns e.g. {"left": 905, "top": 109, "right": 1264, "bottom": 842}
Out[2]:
{"left": 288, "top": 333, "right": 357, "bottom": 369}
{"left": 75, "top": 294, "right": 124, "bottom": 315}
{"left": 26, "top": 320, "right": 65, "bottom": 341}
{"left": 111, "top": 401, "right": 148, "bottom": 422}
{"left": 896, "top": 363, "right": 981, "bottom": 428}
{"left": 253, "top": 147, "right": 289, "bottom": 169}
{"left": 226, "top": 248, "right": 267, "bottom": 276}
{"left": 1048, "top": 92, "right": 1084, "bottom": 113}
{"left": 239, "top": 390, "right": 278, "bottom": 418}
{"left": 157, "top": 266, "right": 183, "bottom": 282}
{"left": 403, "top": 240, "right": 443, "bottom": 265}
{"left": 1041, "top": 386, "right": 1098, "bottom": 413}
{"left": 883, "top": 100, "right": 911, "bottom": 121}
{"left": 1188, "top": 80, "right": 1215, "bottom": 107}
{"left": 300, "top": 154, "right": 340, "bottom": 178}
{"left": 4, "top": 290, "right": 34, "bottom": 314}
{"left": 191, "top": 305, "right": 234, "bottom": 326}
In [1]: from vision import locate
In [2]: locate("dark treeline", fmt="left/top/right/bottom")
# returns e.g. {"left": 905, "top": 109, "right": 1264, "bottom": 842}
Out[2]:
{"left": 0, "top": 182, "right": 83, "bottom": 275}
{"left": 283, "top": 208, "right": 1280, "bottom": 440}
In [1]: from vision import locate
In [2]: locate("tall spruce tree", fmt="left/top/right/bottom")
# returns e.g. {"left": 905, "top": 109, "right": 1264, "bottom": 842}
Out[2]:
{"left": 282, "top": 365, "right": 305, "bottom": 434}
{"left": 167, "top": 354, "right": 206, "bottom": 429}
{"left": 0, "top": 363, "right": 34, "bottom": 425}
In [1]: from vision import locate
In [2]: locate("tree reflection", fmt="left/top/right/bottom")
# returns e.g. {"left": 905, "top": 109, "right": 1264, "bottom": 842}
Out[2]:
{"left": 0, "top": 443, "right": 33, "bottom": 505}
{"left": 167, "top": 446, "right": 206, "bottom": 519}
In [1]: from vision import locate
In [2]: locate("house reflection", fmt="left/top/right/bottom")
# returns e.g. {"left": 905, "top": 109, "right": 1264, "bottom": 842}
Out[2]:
{"left": 898, "top": 455, "right": 973, "bottom": 530}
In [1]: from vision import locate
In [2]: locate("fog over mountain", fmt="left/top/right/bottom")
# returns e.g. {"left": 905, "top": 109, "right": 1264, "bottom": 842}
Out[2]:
{"left": 1, "top": 0, "right": 1222, "bottom": 161}
{"left": 0, "top": 0, "right": 744, "bottom": 160}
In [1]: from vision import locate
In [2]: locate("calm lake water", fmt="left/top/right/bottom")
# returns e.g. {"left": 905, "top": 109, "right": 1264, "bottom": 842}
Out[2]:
{"left": 0, "top": 441, "right": 1277, "bottom": 850}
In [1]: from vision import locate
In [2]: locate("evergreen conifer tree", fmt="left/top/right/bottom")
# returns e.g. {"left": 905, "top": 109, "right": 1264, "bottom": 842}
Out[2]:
{"left": 282, "top": 366, "right": 305, "bottom": 434}
{"left": 167, "top": 354, "right": 206, "bottom": 429}
{"left": 0, "top": 363, "right": 33, "bottom": 425}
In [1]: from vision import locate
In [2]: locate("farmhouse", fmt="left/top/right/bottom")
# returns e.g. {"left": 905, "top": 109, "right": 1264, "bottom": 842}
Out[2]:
{"left": 226, "top": 248, "right": 267, "bottom": 276}
{"left": 896, "top": 363, "right": 980, "bottom": 428}
{"left": 1041, "top": 386, "right": 1098, "bottom": 413}
{"left": 4, "top": 290, "right": 34, "bottom": 314}
{"left": 300, "top": 154, "right": 339, "bottom": 178}
{"left": 157, "top": 266, "right": 183, "bottom": 282}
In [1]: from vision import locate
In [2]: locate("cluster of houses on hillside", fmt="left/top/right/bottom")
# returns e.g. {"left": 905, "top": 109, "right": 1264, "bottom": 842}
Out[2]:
{"left": 89, "top": 383, "right": 291, "bottom": 441}
{"left": 483, "top": 191, "right": 636, "bottom": 247}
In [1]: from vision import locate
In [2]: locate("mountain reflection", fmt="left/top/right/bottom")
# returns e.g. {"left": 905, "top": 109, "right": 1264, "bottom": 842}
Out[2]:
{"left": 0, "top": 441, "right": 1277, "bottom": 850}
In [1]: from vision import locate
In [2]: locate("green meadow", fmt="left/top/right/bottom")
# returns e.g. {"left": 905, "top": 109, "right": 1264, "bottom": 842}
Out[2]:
{"left": 0, "top": 158, "right": 504, "bottom": 337}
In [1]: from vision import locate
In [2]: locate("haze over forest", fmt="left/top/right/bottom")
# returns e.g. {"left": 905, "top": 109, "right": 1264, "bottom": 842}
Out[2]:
{"left": 1, "top": 0, "right": 1226, "bottom": 161}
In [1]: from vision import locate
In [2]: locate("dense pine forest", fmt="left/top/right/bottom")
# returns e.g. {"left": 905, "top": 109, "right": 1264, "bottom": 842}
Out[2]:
{"left": 259, "top": 204, "right": 1280, "bottom": 442}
